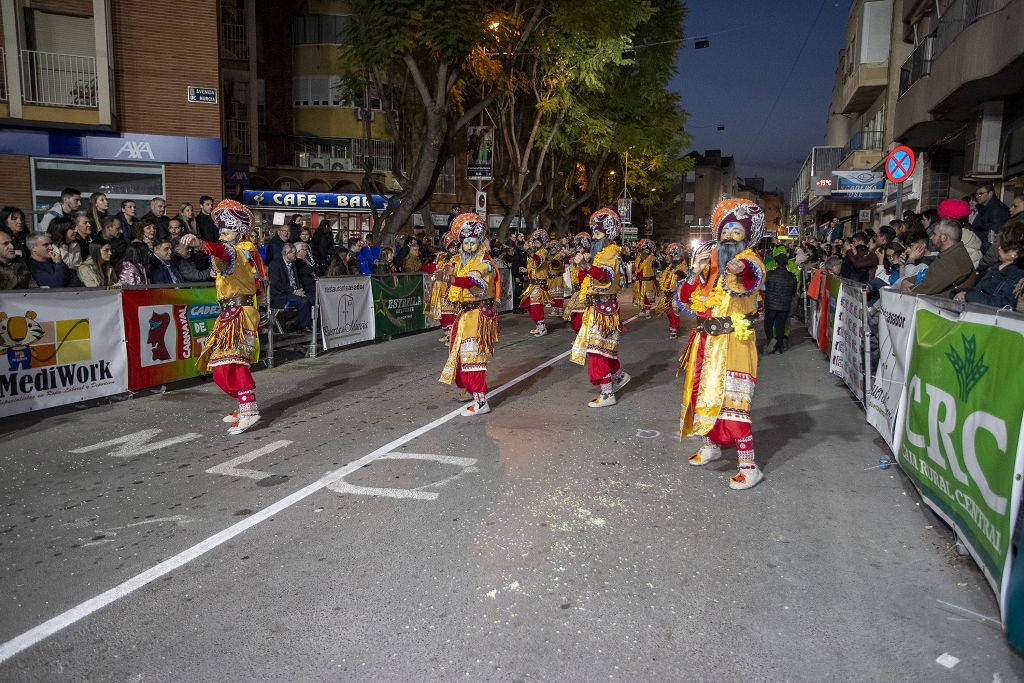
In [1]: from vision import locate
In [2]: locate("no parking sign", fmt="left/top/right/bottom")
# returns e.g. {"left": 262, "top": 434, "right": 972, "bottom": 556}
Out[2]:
{"left": 885, "top": 146, "right": 916, "bottom": 184}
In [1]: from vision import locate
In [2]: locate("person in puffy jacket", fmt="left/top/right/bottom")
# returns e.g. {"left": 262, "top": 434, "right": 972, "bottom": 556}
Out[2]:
{"left": 954, "top": 220, "right": 1024, "bottom": 309}
{"left": 763, "top": 253, "right": 798, "bottom": 353}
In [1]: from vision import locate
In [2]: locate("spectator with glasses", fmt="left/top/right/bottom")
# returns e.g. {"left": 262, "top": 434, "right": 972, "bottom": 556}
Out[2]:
{"left": 971, "top": 183, "right": 1010, "bottom": 254}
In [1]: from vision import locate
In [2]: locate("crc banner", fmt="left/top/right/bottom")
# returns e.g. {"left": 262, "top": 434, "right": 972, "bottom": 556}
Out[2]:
{"left": 121, "top": 287, "right": 220, "bottom": 391}
{"left": 0, "top": 289, "right": 128, "bottom": 417}
{"left": 829, "top": 280, "right": 870, "bottom": 402}
{"left": 373, "top": 274, "right": 427, "bottom": 336}
{"left": 866, "top": 290, "right": 918, "bottom": 449}
{"left": 317, "top": 277, "right": 375, "bottom": 349}
{"left": 896, "top": 302, "right": 1024, "bottom": 620}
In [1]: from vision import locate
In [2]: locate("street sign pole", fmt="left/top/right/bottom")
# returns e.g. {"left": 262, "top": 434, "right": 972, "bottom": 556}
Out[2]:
{"left": 896, "top": 181, "right": 903, "bottom": 222}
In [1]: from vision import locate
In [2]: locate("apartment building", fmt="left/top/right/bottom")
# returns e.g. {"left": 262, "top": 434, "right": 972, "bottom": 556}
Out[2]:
{"left": 0, "top": 0, "right": 223, "bottom": 223}
{"left": 679, "top": 149, "right": 739, "bottom": 240}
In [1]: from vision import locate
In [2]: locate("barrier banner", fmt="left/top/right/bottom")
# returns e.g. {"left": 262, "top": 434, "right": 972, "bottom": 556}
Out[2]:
{"left": 0, "top": 289, "right": 128, "bottom": 416}
{"left": 373, "top": 274, "right": 427, "bottom": 336}
{"left": 316, "top": 277, "right": 375, "bottom": 349}
{"left": 896, "top": 302, "right": 1024, "bottom": 619}
{"left": 829, "top": 280, "right": 869, "bottom": 402}
{"left": 121, "top": 287, "right": 220, "bottom": 391}
{"left": 866, "top": 289, "right": 918, "bottom": 449}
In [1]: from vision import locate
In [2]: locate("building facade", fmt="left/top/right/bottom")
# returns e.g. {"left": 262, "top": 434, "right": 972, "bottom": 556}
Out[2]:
{"left": 0, "top": 0, "right": 223, "bottom": 224}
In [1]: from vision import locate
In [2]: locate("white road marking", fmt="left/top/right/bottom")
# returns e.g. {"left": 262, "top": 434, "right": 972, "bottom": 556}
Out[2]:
{"left": 325, "top": 452, "right": 479, "bottom": 500}
{"left": 205, "top": 440, "right": 292, "bottom": 481}
{"left": 0, "top": 315, "right": 639, "bottom": 665}
{"left": 69, "top": 429, "right": 202, "bottom": 458}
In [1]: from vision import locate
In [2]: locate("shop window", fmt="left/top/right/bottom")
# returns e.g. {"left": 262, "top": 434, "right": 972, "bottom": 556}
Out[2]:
{"left": 32, "top": 158, "right": 163, "bottom": 224}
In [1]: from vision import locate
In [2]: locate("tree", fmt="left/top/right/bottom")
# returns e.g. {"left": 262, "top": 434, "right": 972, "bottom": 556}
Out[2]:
{"left": 343, "top": 0, "right": 543, "bottom": 244}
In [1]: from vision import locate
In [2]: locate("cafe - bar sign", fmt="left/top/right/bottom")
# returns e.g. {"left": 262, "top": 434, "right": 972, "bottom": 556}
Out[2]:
{"left": 242, "top": 190, "right": 389, "bottom": 212}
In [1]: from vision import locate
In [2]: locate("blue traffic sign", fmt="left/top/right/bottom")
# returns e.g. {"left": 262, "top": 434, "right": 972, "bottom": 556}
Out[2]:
{"left": 885, "top": 146, "right": 916, "bottom": 184}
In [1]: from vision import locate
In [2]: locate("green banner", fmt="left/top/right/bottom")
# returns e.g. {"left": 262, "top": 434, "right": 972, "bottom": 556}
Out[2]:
{"left": 897, "top": 305, "right": 1024, "bottom": 609}
{"left": 372, "top": 274, "right": 427, "bottom": 336}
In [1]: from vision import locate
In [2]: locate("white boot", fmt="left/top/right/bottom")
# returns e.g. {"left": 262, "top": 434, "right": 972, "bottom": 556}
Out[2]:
{"left": 688, "top": 441, "right": 721, "bottom": 466}
{"left": 611, "top": 371, "right": 631, "bottom": 394}
{"left": 222, "top": 410, "right": 239, "bottom": 423}
{"left": 535, "top": 323, "right": 548, "bottom": 337}
{"left": 460, "top": 399, "right": 491, "bottom": 416}
{"left": 228, "top": 412, "right": 260, "bottom": 435}
{"left": 588, "top": 393, "right": 617, "bottom": 407}
{"left": 729, "top": 464, "right": 764, "bottom": 490}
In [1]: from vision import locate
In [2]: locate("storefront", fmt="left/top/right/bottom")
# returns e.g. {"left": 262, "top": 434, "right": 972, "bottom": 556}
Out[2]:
{"left": 240, "top": 189, "right": 391, "bottom": 243}
{"left": 0, "top": 128, "right": 222, "bottom": 226}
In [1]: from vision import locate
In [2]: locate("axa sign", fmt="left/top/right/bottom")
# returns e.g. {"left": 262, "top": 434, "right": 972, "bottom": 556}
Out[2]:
{"left": 115, "top": 141, "right": 156, "bottom": 160}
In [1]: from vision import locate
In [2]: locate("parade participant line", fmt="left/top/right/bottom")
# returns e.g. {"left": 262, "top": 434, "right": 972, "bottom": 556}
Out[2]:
{"left": 0, "top": 315, "right": 638, "bottom": 665}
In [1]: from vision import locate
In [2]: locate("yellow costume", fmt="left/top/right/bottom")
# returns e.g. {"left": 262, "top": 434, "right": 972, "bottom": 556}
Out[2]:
{"left": 426, "top": 252, "right": 455, "bottom": 321}
{"left": 632, "top": 250, "right": 659, "bottom": 314}
{"left": 520, "top": 246, "right": 552, "bottom": 309}
{"left": 570, "top": 243, "right": 624, "bottom": 364}
{"left": 440, "top": 246, "right": 500, "bottom": 385}
{"left": 196, "top": 240, "right": 262, "bottom": 373}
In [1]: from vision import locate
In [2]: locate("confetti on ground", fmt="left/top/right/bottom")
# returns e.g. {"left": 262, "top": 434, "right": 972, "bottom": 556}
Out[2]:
{"left": 935, "top": 653, "right": 960, "bottom": 669}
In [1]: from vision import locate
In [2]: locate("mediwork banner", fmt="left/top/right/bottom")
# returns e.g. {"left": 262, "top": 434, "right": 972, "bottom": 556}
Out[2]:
{"left": 372, "top": 274, "right": 427, "bottom": 336}
{"left": 865, "top": 289, "right": 917, "bottom": 449}
{"left": 0, "top": 289, "right": 128, "bottom": 416}
{"left": 896, "top": 301, "right": 1024, "bottom": 621}
{"left": 121, "top": 287, "right": 220, "bottom": 391}
{"left": 317, "top": 277, "right": 375, "bottom": 349}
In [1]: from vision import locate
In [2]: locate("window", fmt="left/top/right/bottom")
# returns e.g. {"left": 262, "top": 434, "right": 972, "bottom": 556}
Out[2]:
{"left": 293, "top": 14, "right": 349, "bottom": 44}
{"left": 293, "top": 76, "right": 345, "bottom": 107}
{"left": 436, "top": 157, "right": 455, "bottom": 195}
{"left": 685, "top": 171, "right": 696, "bottom": 182}
{"left": 32, "top": 158, "right": 164, "bottom": 224}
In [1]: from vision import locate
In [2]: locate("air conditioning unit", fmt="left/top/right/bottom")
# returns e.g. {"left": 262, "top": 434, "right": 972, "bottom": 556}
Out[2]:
{"left": 307, "top": 155, "right": 330, "bottom": 170}
{"left": 963, "top": 101, "right": 1003, "bottom": 179}
{"left": 354, "top": 109, "right": 375, "bottom": 122}
{"left": 331, "top": 157, "right": 354, "bottom": 171}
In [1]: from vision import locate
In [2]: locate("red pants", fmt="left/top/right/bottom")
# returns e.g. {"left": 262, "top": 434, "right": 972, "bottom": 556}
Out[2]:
{"left": 667, "top": 308, "right": 680, "bottom": 330}
{"left": 553, "top": 297, "right": 564, "bottom": 309}
{"left": 529, "top": 303, "right": 545, "bottom": 322}
{"left": 707, "top": 418, "right": 752, "bottom": 447}
{"left": 212, "top": 363, "right": 256, "bottom": 403}
{"left": 455, "top": 365, "right": 487, "bottom": 394}
{"left": 570, "top": 312, "right": 583, "bottom": 332}
{"left": 440, "top": 312, "right": 457, "bottom": 330}
{"left": 587, "top": 353, "right": 620, "bottom": 386}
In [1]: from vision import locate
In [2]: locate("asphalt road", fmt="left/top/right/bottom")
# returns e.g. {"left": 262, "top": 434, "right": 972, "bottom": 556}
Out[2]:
{"left": 1, "top": 298, "right": 1022, "bottom": 681}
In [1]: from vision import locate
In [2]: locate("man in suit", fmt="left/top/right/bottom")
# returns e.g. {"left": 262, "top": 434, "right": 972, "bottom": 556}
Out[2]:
{"left": 269, "top": 242, "right": 313, "bottom": 332}
{"left": 150, "top": 239, "right": 185, "bottom": 284}
{"left": 264, "top": 224, "right": 291, "bottom": 265}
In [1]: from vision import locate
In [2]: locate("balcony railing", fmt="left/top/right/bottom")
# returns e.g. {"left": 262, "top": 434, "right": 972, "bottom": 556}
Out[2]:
{"left": 846, "top": 129, "right": 885, "bottom": 155}
{"left": 292, "top": 137, "right": 395, "bottom": 173}
{"left": 0, "top": 49, "right": 7, "bottom": 101}
{"left": 932, "top": 0, "right": 1007, "bottom": 63}
{"left": 220, "top": 22, "right": 249, "bottom": 60}
{"left": 20, "top": 50, "right": 97, "bottom": 107}
{"left": 226, "top": 119, "right": 251, "bottom": 156}
{"left": 898, "top": 34, "right": 933, "bottom": 97}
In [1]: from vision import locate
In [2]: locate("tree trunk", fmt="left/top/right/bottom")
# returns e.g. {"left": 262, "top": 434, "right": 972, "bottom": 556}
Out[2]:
{"left": 555, "top": 150, "right": 610, "bottom": 233}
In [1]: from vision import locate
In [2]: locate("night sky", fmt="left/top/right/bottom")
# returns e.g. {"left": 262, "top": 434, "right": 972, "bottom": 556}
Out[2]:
{"left": 670, "top": 0, "right": 851, "bottom": 195}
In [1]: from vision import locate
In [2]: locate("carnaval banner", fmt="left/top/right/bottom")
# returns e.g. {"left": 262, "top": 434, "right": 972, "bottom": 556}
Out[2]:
{"left": 121, "top": 286, "right": 221, "bottom": 391}
{"left": 829, "top": 279, "right": 870, "bottom": 403}
{"left": 372, "top": 274, "right": 427, "bottom": 336}
{"left": 865, "top": 289, "right": 918, "bottom": 449}
{"left": 896, "top": 301, "right": 1024, "bottom": 621}
{"left": 316, "top": 276, "right": 375, "bottom": 349}
{"left": 467, "top": 126, "right": 494, "bottom": 181}
{"left": 0, "top": 289, "right": 128, "bottom": 417}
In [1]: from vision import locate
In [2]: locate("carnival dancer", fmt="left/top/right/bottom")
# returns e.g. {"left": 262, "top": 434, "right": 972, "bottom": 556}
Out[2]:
{"left": 653, "top": 242, "right": 688, "bottom": 339}
{"left": 675, "top": 198, "right": 767, "bottom": 490}
{"left": 423, "top": 231, "right": 460, "bottom": 343}
{"left": 547, "top": 239, "right": 566, "bottom": 317}
{"left": 436, "top": 213, "right": 501, "bottom": 416}
{"left": 632, "top": 238, "right": 660, "bottom": 318}
{"left": 180, "top": 199, "right": 267, "bottom": 435}
{"left": 570, "top": 209, "right": 630, "bottom": 407}
{"left": 562, "top": 231, "right": 592, "bottom": 332}
{"left": 520, "top": 229, "right": 552, "bottom": 336}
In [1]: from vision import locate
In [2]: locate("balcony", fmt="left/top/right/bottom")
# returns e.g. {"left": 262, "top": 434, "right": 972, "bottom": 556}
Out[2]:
{"left": 220, "top": 22, "right": 249, "bottom": 61}
{"left": 893, "top": 0, "right": 1023, "bottom": 146}
{"left": 291, "top": 137, "right": 394, "bottom": 173}
{"left": 898, "top": 34, "right": 933, "bottom": 97}
{"left": 841, "top": 129, "right": 885, "bottom": 169}
{"left": 20, "top": 50, "right": 97, "bottom": 108}
{"left": 837, "top": 59, "right": 889, "bottom": 114}
{"left": 226, "top": 119, "right": 251, "bottom": 156}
